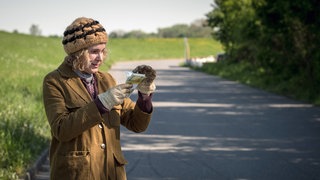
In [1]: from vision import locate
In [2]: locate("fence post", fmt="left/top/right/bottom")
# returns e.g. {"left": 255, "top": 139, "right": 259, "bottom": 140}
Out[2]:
{"left": 184, "top": 37, "right": 190, "bottom": 61}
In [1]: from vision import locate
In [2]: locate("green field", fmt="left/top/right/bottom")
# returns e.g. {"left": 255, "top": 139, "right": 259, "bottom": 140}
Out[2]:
{"left": 0, "top": 31, "right": 222, "bottom": 178}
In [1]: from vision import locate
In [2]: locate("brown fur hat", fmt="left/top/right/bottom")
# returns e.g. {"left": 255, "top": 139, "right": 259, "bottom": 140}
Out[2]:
{"left": 62, "top": 17, "right": 108, "bottom": 55}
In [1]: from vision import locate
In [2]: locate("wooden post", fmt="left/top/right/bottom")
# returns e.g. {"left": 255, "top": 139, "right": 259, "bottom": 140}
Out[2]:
{"left": 184, "top": 37, "right": 190, "bottom": 60}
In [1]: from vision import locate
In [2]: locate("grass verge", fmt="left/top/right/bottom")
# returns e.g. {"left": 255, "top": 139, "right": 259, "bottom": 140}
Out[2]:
{"left": 197, "top": 61, "right": 320, "bottom": 105}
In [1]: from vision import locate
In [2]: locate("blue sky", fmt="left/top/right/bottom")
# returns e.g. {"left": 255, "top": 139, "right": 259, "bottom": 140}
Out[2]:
{"left": 0, "top": 0, "right": 213, "bottom": 36}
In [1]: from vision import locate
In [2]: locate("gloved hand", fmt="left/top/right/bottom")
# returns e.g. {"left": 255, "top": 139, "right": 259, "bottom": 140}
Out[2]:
{"left": 98, "top": 84, "right": 133, "bottom": 110}
{"left": 132, "top": 65, "right": 157, "bottom": 95}
{"left": 137, "top": 81, "right": 156, "bottom": 95}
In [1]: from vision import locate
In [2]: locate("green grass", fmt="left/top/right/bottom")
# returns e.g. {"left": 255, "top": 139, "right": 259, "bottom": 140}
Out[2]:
{"left": 199, "top": 61, "right": 320, "bottom": 105}
{"left": 106, "top": 37, "right": 222, "bottom": 64}
{"left": 0, "top": 32, "right": 64, "bottom": 179}
{"left": 0, "top": 31, "right": 222, "bottom": 178}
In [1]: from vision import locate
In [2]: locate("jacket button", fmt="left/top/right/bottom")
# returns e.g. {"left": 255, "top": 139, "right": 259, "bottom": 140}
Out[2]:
{"left": 100, "top": 143, "right": 106, "bottom": 149}
{"left": 98, "top": 124, "right": 103, "bottom": 129}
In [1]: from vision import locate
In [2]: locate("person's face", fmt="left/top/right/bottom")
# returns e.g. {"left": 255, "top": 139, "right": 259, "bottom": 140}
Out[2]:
{"left": 83, "top": 43, "right": 106, "bottom": 74}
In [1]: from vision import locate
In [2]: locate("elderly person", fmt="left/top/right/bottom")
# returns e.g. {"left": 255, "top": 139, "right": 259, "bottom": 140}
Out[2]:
{"left": 42, "top": 17, "right": 156, "bottom": 180}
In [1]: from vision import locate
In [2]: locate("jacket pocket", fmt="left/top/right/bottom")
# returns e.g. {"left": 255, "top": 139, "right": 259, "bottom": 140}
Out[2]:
{"left": 65, "top": 100, "right": 84, "bottom": 112}
{"left": 114, "top": 152, "right": 128, "bottom": 165}
{"left": 53, "top": 151, "right": 91, "bottom": 180}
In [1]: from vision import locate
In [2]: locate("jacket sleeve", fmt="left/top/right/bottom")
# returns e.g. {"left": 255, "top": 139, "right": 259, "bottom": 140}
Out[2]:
{"left": 120, "top": 98, "right": 152, "bottom": 133}
{"left": 43, "top": 73, "right": 103, "bottom": 142}
{"left": 98, "top": 71, "right": 152, "bottom": 133}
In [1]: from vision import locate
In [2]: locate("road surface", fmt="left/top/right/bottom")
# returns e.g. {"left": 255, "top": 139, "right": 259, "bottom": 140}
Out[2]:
{"left": 35, "top": 59, "right": 320, "bottom": 180}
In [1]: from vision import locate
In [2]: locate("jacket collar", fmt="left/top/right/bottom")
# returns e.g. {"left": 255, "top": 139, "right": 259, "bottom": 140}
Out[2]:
{"left": 57, "top": 60, "right": 104, "bottom": 103}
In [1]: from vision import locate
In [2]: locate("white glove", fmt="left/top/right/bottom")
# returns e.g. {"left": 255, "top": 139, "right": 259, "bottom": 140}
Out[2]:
{"left": 98, "top": 84, "right": 133, "bottom": 110}
{"left": 137, "top": 81, "right": 156, "bottom": 95}
{"left": 132, "top": 65, "right": 157, "bottom": 95}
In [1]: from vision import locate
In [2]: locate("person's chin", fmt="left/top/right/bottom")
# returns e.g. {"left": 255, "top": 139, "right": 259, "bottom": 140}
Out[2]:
{"left": 91, "top": 68, "right": 99, "bottom": 73}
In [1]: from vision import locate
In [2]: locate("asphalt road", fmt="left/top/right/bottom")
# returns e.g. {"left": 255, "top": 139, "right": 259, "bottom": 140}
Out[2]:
{"left": 35, "top": 59, "right": 320, "bottom": 180}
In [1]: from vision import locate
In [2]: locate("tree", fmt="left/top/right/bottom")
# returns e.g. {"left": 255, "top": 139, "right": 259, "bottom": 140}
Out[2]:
{"left": 13, "top": 29, "right": 19, "bottom": 34}
{"left": 108, "top": 19, "right": 212, "bottom": 38}
{"left": 206, "top": 0, "right": 261, "bottom": 62}
{"left": 29, "top": 24, "right": 42, "bottom": 36}
{"left": 206, "top": 0, "right": 320, "bottom": 102}
{"left": 158, "top": 24, "right": 189, "bottom": 38}
{"left": 254, "top": 0, "right": 320, "bottom": 96}
{"left": 109, "top": 30, "right": 126, "bottom": 38}
{"left": 123, "top": 30, "right": 148, "bottom": 38}
{"left": 187, "top": 19, "right": 212, "bottom": 38}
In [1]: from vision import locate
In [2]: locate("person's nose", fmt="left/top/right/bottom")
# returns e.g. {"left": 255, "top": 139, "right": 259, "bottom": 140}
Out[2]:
{"left": 97, "top": 52, "right": 103, "bottom": 61}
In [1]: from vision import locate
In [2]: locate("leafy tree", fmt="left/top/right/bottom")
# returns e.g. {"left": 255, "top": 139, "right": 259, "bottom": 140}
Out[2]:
{"left": 158, "top": 24, "right": 189, "bottom": 38}
{"left": 109, "top": 19, "right": 212, "bottom": 38}
{"left": 206, "top": 0, "right": 320, "bottom": 102}
{"left": 123, "top": 30, "right": 149, "bottom": 38}
{"left": 109, "top": 30, "right": 126, "bottom": 38}
{"left": 254, "top": 0, "right": 320, "bottom": 97}
{"left": 29, "top": 24, "right": 42, "bottom": 36}
{"left": 188, "top": 19, "right": 212, "bottom": 38}
{"left": 206, "top": 0, "right": 262, "bottom": 62}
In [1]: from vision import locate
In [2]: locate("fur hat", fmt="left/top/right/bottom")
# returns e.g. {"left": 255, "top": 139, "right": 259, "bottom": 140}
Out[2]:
{"left": 62, "top": 17, "right": 108, "bottom": 55}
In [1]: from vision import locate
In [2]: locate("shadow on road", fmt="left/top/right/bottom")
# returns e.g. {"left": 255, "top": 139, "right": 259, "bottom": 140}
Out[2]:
{"left": 120, "top": 61, "right": 320, "bottom": 180}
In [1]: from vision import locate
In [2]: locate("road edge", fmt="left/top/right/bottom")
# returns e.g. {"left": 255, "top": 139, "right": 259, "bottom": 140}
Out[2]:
{"left": 20, "top": 147, "right": 49, "bottom": 180}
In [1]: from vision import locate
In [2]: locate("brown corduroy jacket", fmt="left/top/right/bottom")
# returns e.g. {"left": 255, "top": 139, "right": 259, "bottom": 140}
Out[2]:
{"left": 42, "top": 61, "right": 152, "bottom": 180}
